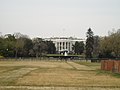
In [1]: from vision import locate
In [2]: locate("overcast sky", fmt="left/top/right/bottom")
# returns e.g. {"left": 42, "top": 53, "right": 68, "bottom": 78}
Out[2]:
{"left": 0, "top": 0, "right": 120, "bottom": 38}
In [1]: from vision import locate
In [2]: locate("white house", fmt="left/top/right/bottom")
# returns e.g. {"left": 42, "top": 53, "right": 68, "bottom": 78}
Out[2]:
{"left": 44, "top": 37, "right": 85, "bottom": 53}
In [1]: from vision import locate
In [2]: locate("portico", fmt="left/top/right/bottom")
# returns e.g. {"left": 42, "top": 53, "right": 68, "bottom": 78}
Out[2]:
{"left": 44, "top": 37, "right": 85, "bottom": 53}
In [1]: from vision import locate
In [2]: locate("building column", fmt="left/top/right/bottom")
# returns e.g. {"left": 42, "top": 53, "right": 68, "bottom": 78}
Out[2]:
{"left": 68, "top": 42, "right": 70, "bottom": 52}
{"left": 59, "top": 42, "right": 61, "bottom": 51}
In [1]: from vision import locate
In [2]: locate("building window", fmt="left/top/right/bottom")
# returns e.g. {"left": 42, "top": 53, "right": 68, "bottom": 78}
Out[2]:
{"left": 63, "top": 42, "right": 65, "bottom": 49}
{"left": 60, "top": 42, "right": 61, "bottom": 45}
{"left": 66, "top": 42, "right": 68, "bottom": 49}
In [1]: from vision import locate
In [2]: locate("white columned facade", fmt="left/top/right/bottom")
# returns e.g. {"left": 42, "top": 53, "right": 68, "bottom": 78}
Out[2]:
{"left": 44, "top": 37, "right": 85, "bottom": 53}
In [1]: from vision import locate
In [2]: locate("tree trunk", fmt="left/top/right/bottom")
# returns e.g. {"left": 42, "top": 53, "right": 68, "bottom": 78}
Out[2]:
{"left": 15, "top": 49, "right": 18, "bottom": 59}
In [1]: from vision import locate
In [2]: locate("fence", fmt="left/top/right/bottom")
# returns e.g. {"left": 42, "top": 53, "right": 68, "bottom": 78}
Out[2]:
{"left": 101, "top": 60, "right": 120, "bottom": 73}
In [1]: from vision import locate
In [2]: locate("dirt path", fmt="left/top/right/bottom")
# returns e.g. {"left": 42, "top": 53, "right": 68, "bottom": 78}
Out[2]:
{"left": 67, "top": 61, "right": 93, "bottom": 70}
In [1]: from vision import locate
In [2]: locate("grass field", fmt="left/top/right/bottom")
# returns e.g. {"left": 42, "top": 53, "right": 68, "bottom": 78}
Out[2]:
{"left": 0, "top": 59, "right": 120, "bottom": 90}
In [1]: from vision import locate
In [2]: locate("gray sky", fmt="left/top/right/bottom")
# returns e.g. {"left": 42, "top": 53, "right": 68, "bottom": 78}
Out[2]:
{"left": 0, "top": 0, "right": 120, "bottom": 38}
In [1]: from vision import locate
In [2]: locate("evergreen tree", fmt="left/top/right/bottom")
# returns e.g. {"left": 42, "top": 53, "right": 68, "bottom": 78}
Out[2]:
{"left": 46, "top": 41, "right": 56, "bottom": 54}
{"left": 85, "top": 28, "right": 94, "bottom": 59}
{"left": 73, "top": 41, "right": 84, "bottom": 54}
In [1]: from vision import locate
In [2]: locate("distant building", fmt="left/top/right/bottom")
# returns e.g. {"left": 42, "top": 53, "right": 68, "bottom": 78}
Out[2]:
{"left": 44, "top": 37, "right": 85, "bottom": 53}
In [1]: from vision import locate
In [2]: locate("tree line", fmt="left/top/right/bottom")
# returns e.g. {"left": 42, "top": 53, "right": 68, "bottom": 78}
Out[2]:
{"left": 0, "top": 33, "right": 56, "bottom": 58}
{"left": 85, "top": 28, "right": 120, "bottom": 59}
{"left": 0, "top": 28, "right": 120, "bottom": 59}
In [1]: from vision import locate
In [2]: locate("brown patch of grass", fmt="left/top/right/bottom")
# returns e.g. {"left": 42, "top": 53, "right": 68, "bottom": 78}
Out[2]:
{"left": 0, "top": 60, "right": 120, "bottom": 89}
{"left": 17, "top": 66, "right": 120, "bottom": 87}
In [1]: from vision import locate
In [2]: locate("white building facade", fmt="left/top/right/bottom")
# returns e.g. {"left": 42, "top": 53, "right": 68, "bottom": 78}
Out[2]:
{"left": 44, "top": 37, "right": 85, "bottom": 53}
